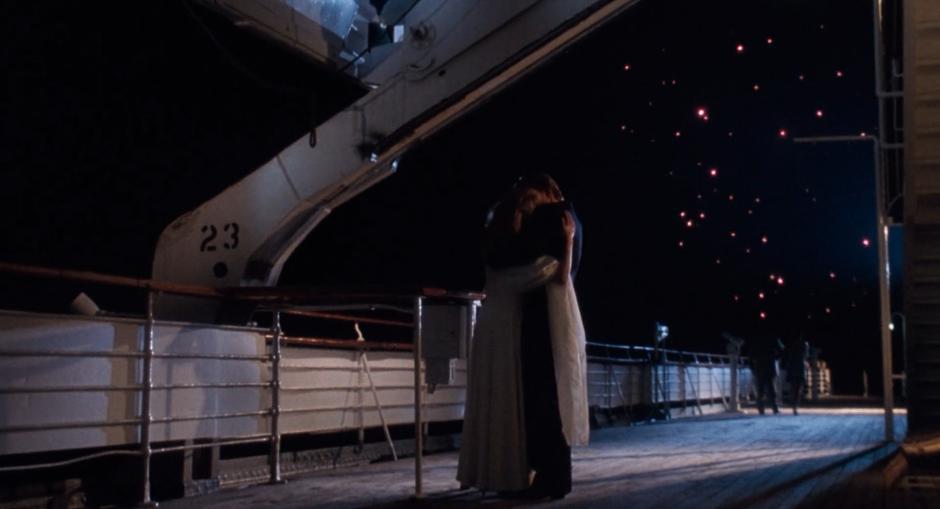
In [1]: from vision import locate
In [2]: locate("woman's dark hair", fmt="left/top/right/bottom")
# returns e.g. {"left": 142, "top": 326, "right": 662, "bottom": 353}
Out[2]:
{"left": 484, "top": 174, "right": 563, "bottom": 265}
{"left": 516, "top": 173, "right": 563, "bottom": 202}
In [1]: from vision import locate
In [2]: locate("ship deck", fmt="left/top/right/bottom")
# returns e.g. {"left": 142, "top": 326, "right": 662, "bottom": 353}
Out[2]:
{"left": 163, "top": 407, "right": 911, "bottom": 508}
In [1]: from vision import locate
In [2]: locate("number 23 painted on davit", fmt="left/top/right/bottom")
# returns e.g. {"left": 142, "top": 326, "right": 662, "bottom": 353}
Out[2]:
{"left": 199, "top": 223, "right": 240, "bottom": 252}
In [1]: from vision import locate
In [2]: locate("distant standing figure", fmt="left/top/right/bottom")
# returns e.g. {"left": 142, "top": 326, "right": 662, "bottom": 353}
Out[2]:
{"left": 784, "top": 337, "right": 809, "bottom": 415}
{"left": 748, "top": 335, "right": 782, "bottom": 415}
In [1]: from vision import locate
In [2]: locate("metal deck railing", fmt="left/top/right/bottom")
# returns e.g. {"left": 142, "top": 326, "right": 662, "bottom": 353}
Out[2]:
{"left": 0, "top": 261, "right": 480, "bottom": 501}
{"left": 0, "top": 261, "right": 777, "bottom": 503}
{"left": 586, "top": 341, "right": 753, "bottom": 419}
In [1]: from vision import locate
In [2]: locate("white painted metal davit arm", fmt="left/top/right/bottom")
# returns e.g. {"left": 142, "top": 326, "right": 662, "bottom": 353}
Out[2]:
{"left": 152, "top": 0, "right": 641, "bottom": 321}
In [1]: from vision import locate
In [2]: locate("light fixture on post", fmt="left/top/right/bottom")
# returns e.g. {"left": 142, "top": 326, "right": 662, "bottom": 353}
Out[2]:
{"left": 654, "top": 322, "right": 670, "bottom": 420}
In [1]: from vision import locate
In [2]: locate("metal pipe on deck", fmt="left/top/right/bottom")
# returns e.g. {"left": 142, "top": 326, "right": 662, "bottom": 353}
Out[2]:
{"left": 0, "top": 450, "right": 142, "bottom": 474}
{"left": 269, "top": 310, "right": 284, "bottom": 484}
{"left": 412, "top": 296, "right": 424, "bottom": 498}
{"left": 871, "top": 0, "right": 896, "bottom": 444}
{"left": 139, "top": 291, "right": 156, "bottom": 507}
{"left": 875, "top": 179, "right": 895, "bottom": 442}
{"left": 150, "top": 435, "right": 272, "bottom": 454}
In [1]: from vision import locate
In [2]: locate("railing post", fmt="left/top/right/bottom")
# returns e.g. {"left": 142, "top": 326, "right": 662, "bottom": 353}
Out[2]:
{"left": 139, "top": 291, "right": 156, "bottom": 507}
{"left": 607, "top": 364, "right": 613, "bottom": 410}
{"left": 269, "top": 310, "right": 283, "bottom": 483}
{"left": 730, "top": 351, "right": 740, "bottom": 412}
{"left": 412, "top": 296, "right": 424, "bottom": 498}
{"left": 651, "top": 343, "right": 658, "bottom": 409}
{"left": 662, "top": 349, "right": 671, "bottom": 420}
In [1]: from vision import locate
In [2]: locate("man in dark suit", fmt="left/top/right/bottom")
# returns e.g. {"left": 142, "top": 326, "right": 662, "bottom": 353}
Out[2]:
{"left": 749, "top": 335, "right": 782, "bottom": 415}
{"left": 515, "top": 174, "right": 583, "bottom": 500}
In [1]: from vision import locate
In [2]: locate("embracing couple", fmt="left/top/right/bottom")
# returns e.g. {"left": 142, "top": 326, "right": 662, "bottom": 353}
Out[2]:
{"left": 458, "top": 174, "right": 588, "bottom": 501}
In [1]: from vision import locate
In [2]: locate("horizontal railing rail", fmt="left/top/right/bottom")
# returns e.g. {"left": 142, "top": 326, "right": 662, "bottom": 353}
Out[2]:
{"left": 587, "top": 341, "right": 746, "bottom": 365}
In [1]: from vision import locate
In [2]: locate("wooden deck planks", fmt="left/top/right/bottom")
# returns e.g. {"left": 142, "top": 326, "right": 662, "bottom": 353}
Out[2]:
{"left": 790, "top": 414, "right": 907, "bottom": 509}
{"left": 757, "top": 417, "right": 892, "bottom": 508}
{"left": 719, "top": 417, "right": 851, "bottom": 509}
{"left": 161, "top": 408, "right": 906, "bottom": 509}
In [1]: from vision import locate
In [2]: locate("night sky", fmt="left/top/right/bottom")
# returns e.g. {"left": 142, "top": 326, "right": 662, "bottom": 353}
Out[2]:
{"left": 0, "top": 1, "right": 900, "bottom": 393}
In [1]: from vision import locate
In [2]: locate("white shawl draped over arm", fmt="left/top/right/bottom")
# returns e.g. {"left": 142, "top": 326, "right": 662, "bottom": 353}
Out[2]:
{"left": 546, "top": 281, "right": 590, "bottom": 447}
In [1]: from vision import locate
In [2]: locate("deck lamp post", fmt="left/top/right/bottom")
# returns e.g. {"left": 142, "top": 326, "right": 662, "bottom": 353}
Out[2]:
{"left": 654, "top": 322, "right": 670, "bottom": 420}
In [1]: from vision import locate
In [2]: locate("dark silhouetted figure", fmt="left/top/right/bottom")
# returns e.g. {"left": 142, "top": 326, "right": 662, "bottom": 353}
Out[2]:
{"left": 749, "top": 335, "right": 782, "bottom": 415}
{"left": 518, "top": 175, "right": 582, "bottom": 500}
{"left": 784, "top": 336, "right": 809, "bottom": 415}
